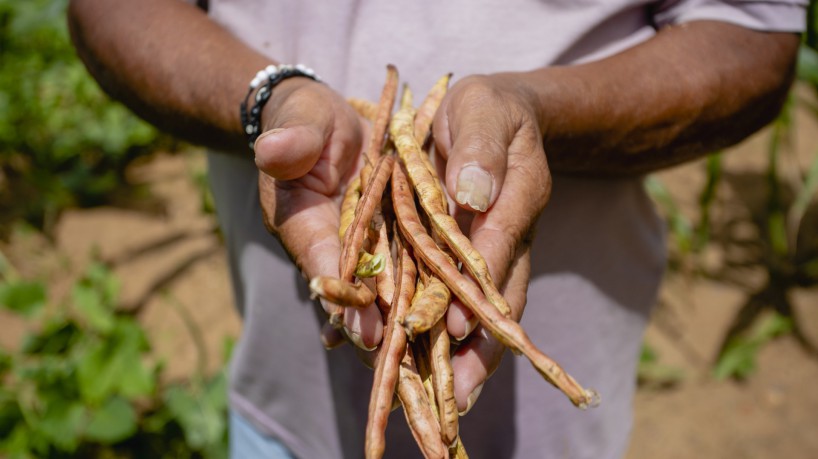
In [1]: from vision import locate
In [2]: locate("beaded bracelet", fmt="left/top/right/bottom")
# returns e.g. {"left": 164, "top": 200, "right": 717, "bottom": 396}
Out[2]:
{"left": 239, "top": 64, "right": 322, "bottom": 150}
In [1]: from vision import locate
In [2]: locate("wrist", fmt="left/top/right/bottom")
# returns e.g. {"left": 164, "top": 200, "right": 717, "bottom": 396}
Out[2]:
{"left": 512, "top": 67, "right": 580, "bottom": 143}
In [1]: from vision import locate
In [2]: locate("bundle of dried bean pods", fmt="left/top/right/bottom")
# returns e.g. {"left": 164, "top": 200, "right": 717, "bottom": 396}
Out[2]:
{"left": 310, "top": 65, "right": 599, "bottom": 459}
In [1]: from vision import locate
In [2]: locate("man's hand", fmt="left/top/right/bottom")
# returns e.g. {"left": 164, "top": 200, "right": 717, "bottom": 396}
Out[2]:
{"left": 427, "top": 23, "right": 800, "bottom": 414}
{"left": 256, "top": 78, "right": 384, "bottom": 351}
{"left": 432, "top": 74, "right": 552, "bottom": 413}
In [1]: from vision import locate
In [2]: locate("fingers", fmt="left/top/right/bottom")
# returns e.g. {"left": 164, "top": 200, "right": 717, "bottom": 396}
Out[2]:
{"left": 254, "top": 80, "right": 363, "bottom": 194}
{"left": 435, "top": 74, "right": 546, "bottom": 343}
{"left": 254, "top": 80, "right": 334, "bottom": 181}
{"left": 450, "top": 248, "right": 530, "bottom": 414}
{"left": 254, "top": 125, "right": 328, "bottom": 181}
{"left": 320, "top": 321, "right": 346, "bottom": 349}
{"left": 344, "top": 303, "right": 384, "bottom": 351}
{"left": 446, "top": 299, "right": 479, "bottom": 342}
{"left": 258, "top": 172, "right": 385, "bottom": 349}
{"left": 255, "top": 81, "right": 379, "bottom": 351}
{"left": 434, "top": 76, "right": 517, "bottom": 213}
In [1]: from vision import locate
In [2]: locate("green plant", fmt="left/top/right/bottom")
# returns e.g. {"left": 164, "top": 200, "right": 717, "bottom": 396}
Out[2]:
{"left": 647, "top": 22, "right": 818, "bottom": 380}
{"left": 0, "top": 256, "right": 229, "bottom": 458}
{"left": 645, "top": 153, "right": 723, "bottom": 279}
{"left": 0, "top": 0, "right": 166, "bottom": 233}
{"left": 713, "top": 312, "right": 793, "bottom": 380}
{"left": 636, "top": 343, "right": 685, "bottom": 389}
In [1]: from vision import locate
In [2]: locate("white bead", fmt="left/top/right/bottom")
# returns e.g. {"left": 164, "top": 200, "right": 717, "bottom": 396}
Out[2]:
{"left": 245, "top": 125, "right": 253, "bottom": 134}
{"left": 250, "top": 77, "right": 262, "bottom": 88}
{"left": 266, "top": 64, "right": 277, "bottom": 75}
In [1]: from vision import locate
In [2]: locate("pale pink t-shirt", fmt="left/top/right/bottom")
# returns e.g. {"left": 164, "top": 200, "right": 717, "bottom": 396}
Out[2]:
{"left": 204, "top": 1, "right": 805, "bottom": 458}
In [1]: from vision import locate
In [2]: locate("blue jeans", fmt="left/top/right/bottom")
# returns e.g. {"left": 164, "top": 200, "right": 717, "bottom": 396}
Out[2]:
{"left": 229, "top": 410, "right": 296, "bottom": 459}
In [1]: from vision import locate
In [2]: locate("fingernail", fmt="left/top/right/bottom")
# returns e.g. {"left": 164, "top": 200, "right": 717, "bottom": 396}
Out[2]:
{"left": 320, "top": 332, "right": 342, "bottom": 350}
{"left": 455, "top": 165, "right": 492, "bottom": 212}
{"left": 320, "top": 323, "right": 345, "bottom": 350}
{"left": 453, "top": 316, "right": 479, "bottom": 342}
{"left": 345, "top": 327, "right": 377, "bottom": 351}
{"left": 254, "top": 128, "right": 286, "bottom": 151}
{"left": 319, "top": 333, "right": 332, "bottom": 349}
{"left": 254, "top": 128, "right": 287, "bottom": 160}
{"left": 459, "top": 383, "right": 484, "bottom": 416}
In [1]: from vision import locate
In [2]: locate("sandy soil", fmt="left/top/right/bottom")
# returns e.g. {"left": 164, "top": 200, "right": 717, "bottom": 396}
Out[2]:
{"left": 2, "top": 101, "right": 817, "bottom": 456}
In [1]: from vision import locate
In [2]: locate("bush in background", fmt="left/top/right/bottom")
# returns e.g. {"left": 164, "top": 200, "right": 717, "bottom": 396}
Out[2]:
{"left": 0, "top": 0, "right": 165, "bottom": 233}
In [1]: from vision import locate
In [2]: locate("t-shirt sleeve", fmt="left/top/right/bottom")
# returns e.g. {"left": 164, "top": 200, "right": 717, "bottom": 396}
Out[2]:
{"left": 651, "top": 0, "right": 807, "bottom": 32}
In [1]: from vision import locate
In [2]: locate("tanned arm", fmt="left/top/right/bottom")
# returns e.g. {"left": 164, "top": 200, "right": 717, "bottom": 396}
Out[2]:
{"left": 69, "top": 0, "right": 383, "bottom": 348}
{"left": 433, "top": 21, "right": 800, "bottom": 412}
{"left": 535, "top": 21, "right": 799, "bottom": 175}
{"left": 68, "top": 0, "right": 271, "bottom": 153}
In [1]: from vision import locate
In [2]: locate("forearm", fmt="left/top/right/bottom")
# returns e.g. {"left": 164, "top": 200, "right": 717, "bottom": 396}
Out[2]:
{"left": 522, "top": 21, "right": 800, "bottom": 175}
{"left": 68, "top": 0, "right": 270, "bottom": 153}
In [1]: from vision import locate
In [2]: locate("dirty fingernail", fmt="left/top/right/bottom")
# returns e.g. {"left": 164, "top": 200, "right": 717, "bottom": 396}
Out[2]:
{"left": 455, "top": 165, "right": 492, "bottom": 212}
{"left": 459, "top": 383, "right": 484, "bottom": 416}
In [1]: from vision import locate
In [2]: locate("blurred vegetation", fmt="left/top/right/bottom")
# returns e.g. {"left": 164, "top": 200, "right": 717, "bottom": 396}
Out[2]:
{"left": 0, "top": 1, "right": 221, "bottom": 456}
{"left": 645, "top": 9, "right": 818, "bottom": 382}
{"left": 0, "top": 257, "right": 229, "bottom": 459}
{"left": 0, "top": 0, "right": 170, "bottom": 235}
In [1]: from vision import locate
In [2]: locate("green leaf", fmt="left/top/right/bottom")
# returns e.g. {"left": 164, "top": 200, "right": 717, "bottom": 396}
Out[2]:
{"left": 0, "top": 424, "right": 37, "bottom": 459}
{"left": 76, "top": 320, "right": 153, "bottom": 403}
{"left": 85, "top": 262, "right": 120, "bottom": 304}
{"left": 645, "top": 176, "right": 694, "bottom": 253}
{"left": 753, "top": 312, "right": 793, "bottom": 341}
{"left": 695, "top": 153, "right": 722, "bottom": 250}
{"left": 165, "top": 386, "right": 225, "bottom": 450}
{"left": 72, "top": 283, "right": 114, "bottom": 333}
{"left": 797, "top": 45, "right": 818, "bottom": 85}
{"left": 714, "top": 312, "right": 793, "bottom": 380}
{"left": 35, "top": 399, "right": 86, "bottom": 452}
{"left": 118, "top": 350, "right": 156, "bottom": 399}
{"left": 713, "top": 337, "right": 759, "bottom": 380}
{"left": 0, "top": 388, "right": 23, "bottom": 439}
{"left": 0, "top": 350, "right": 11, "bottom": 377}
{"left": 767, "top": 211, "right": 789, "bottom": 257}
{"left": 637, "top": 343, "right": 684, "bottom": 389}
{"left": 788, "top": 149, "right": 818, "bottom": 241}
{"left": 0, "top": 281, "right": 46, "bottom": 317}
{"left": 84, "top": 397, "right": 137, "bottom": 444}
{"left": 21, "top": 319, "right": 81, "bottom": 356}
{"left": 639, "top": 344, "right": 658, "bottom": 364}
{"left": 203, "top": 372, "right": 228, "bottom": 413}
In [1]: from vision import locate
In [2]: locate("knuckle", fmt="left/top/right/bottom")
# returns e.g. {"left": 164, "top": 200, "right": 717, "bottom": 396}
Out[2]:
{"left": 454, "top": 75, "right": 505, "bottom": 110}
{"left": 461, "top": 132, "right": 509, "bottom": 159}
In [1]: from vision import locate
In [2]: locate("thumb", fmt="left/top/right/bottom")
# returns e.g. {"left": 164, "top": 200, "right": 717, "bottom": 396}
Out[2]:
{"left": 254, "top": 84, "right": 333, "bottom": 181}
{"left": 433, "top": 88, "right": 512, "bottom": 213}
